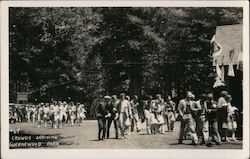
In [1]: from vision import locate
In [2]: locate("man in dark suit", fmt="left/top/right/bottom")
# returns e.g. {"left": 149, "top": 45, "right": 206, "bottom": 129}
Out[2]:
{"left": 96, "top": 96, "right": 111, "bottom": 140}
{"left": 106, "top": 95, "right": 119, "bottom": 139}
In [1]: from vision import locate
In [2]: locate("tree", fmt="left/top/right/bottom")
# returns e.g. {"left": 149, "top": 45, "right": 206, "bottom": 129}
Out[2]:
{"left": 9, "top": 7, "right": 243, "bottom": 103}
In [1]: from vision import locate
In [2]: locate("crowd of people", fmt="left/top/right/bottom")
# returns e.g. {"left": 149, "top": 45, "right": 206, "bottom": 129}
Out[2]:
{"left": 9, "top": 90, "right": 240, "bottom": 147}
{"left": 9, "top": 101, "right": 87, "bottom": 128}
{"left": 95, "top": 90, "right": 239, "bottom": 147}
{"left": 177, "top": 91, "right": 239, "bottom": 146}
{"left": 95, "top": 93, "right": 177, "bottom": 140}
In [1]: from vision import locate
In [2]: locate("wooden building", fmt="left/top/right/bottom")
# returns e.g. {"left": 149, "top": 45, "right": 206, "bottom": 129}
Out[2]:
{"left": 212, "top": 24, "right": 243, "bottom": 110}
{"left": 212, "top": 24, "right": 243, "bottom": 137}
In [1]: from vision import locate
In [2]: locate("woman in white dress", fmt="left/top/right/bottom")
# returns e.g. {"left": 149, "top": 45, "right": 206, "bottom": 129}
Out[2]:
{"left": 222, "top": 95, "right": 239, "bottom": 142}
{"left": 53, "top": 102, "right": 60, "bottom": 129}
{"left": 79, "top": 104, "right": 87, "bottom": 123}
{"left": 43, "top": 103, "right": 50, "bottom": 128}
{"left": 31, "top": 105, "right": 37, "bottom": 123}
{"left": 70, "top": 102, "right": 77, "bottom": 126}
{"left": 37, "top": 104, "right": 44, "bottom": 128}
{"left": 117, "top": 93, "right": 132, "bottom": 139}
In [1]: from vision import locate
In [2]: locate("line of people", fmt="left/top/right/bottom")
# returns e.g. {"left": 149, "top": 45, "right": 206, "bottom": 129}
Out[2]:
{"left": 96, "top": 91, "right": 239, "bottom": 147}
{"left": 9, "top": 101, "right": 87, "bottom": 128}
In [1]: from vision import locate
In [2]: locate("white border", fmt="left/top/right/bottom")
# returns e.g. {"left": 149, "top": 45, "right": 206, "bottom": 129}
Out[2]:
{"left": 1, "top": 1, "right": 249, "bottom": 159}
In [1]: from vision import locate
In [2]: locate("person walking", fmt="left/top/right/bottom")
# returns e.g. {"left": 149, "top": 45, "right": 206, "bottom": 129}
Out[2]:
{"left": 223, "top": 94, "right": 239, "bottom": 142}
{"left": 96, "top": 96, "right": 111, "bottom": 141}
{"left": 194, "top": 94, "right": 212, "bottom": 147}
{"left": 165, "top": 95, "right": 176, "bottom": 132}
{"left": 106, "top": 95, "right": 119, "bottom": 139}
{"left": 130, "top": 95, "right": 141, "bottom": 133}
{"left": 143, "top": 97, "right": 152, "bottom": 135}
{"left": 178, "top": 91, "right": 199, "bottom": 145}
{"left": 206, "top": 93, "right": 222, "bottom": 145}
{"left": 117, "top": 93, "right": 131, "bottom": 139}
{"left": 155, "top": 94, "right": 165, "bottom": 134}
{"left": 217, "top": 91, "right": 228, "bottom": 141}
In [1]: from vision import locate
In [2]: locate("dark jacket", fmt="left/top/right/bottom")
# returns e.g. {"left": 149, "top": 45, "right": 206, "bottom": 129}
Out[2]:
{"left": 96, "top": 102, "right": 109, "bottom": 119}
{"left": 107, "top": 102, "right": 117, "bottom": 119}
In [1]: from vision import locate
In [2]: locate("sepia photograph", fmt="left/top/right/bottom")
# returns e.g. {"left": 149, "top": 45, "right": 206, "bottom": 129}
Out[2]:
{"left": 1, "top": 1, "right": 249, "bottom": 159}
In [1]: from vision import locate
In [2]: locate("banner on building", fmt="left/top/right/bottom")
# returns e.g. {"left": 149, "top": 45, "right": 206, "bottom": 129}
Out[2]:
{"left": 211, "top": 34, "right": 223, "bottom": 57}
{"left": 228, "top": 49, "right": 235, "bottom": 77}
{"left": 237, "top": 43, "right": 243, "bottom": 71}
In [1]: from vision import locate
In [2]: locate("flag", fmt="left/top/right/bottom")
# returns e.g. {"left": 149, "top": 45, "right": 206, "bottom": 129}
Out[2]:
{"left": 213, "top": 76, "right": 226, "bottom": 88}
{"left": 221, "top": 55, "right": 225, "bottom": 82}
{"left": 216, "top": 63, "right": 222, "bottom": 79}
{"left": 237, "top": 43, "right": 243, "bottom": 70}
{"left": 221, "top": 64, "right": 225, "bottom": 82}
{"left": 228, "top": 49, "right": 235, "bottom": 77}
{"left": 211, "top": 34, "right": 223, "bottom": 57}
{"left": 210, "top": 35, "right": 216, "bottom": 44}
{"left": 213, "top": 59, "right": 225, "bottom": 88}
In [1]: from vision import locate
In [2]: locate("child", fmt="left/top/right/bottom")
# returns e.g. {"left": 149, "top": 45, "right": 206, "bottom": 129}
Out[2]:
{"left": 150, "top": 110, "right": 158, "bottom": 134}
{"left": 79, "top": 104, "right": 87, "bottom": 124}
{"left": 222, "top": 95, "right": 238, "bottom": 142}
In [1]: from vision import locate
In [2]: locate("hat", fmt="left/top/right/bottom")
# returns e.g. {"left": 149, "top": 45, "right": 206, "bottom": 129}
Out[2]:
{"left": 156, "top": 94, "right": 161, "bottom": 98}
{"left": 225, "top": 94, "right": 232, "bottom": 100}
{"left": 207, "top": 93, "right": 213, "bottom": 99}
{"left": 186, "top": 91, "right": 193, "bottom": 98}
{"left": 125, "top": 95, "right": 130, "bottom": 101}
{"left": 120, "top": 93, "right": 126, "bottom": 97}
{"left": 111, "top": 95, "right": 117, "bottom": 99}
{"left": 220, "top": 91, "right": 228, "bottom": 96}
{"left": 200, "top": 93, "right": 207, "bottom": 99}
{"left": 104, "top": 96, "right": 111, "bottom": 99}
{"left": 190, "top": 94, "right": 195, "bottom": 99}
{"left": 188, "top": 93, "right": 194, "bottom": 98}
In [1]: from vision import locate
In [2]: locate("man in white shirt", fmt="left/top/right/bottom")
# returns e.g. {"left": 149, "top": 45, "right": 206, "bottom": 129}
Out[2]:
{"left": 117, "top": 93, "right": 132, "bottom": 139}
{"left": 178, "top": 91, "right": 198, "bottom": 145}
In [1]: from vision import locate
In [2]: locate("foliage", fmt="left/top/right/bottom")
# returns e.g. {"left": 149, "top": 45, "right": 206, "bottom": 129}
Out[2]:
{"left": 9, "top": 7, "right": 243, "bottom": 103}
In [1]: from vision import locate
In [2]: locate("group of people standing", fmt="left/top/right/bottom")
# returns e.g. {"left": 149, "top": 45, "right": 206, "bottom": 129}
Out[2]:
{"left": 95, "top": 93, "right": 177, "bottom": 140}
{"left": 177, "top": 90, "right": 239, "bottom": 146}
{"left": 96, "top": 90, "right": 239, "bottom": 147}
{"left": 10, "top": 101, "right": 87, "bottom": 128}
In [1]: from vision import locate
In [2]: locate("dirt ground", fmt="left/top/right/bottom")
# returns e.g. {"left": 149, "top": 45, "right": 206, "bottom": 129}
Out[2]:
{"left": 9, "top": 120, "right": 242, "bottom": 149}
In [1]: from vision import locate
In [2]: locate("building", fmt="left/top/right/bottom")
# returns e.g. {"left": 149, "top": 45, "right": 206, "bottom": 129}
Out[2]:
{"left": 212, "top": 24, "right": 243, "bottom": 137}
